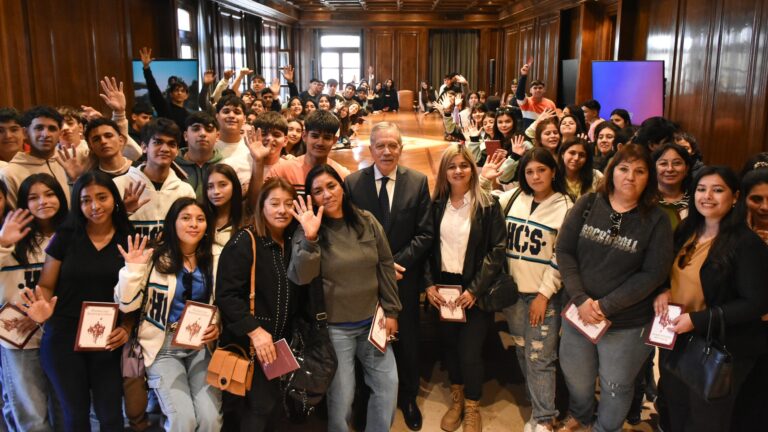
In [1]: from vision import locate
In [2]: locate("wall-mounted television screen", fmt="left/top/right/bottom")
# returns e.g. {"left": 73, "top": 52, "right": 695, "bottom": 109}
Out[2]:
{"left": 132, "top": 59, "right": 199, "bottom": 112}
{"left": 591, "top": 61, "right": 664, "bottom": 125}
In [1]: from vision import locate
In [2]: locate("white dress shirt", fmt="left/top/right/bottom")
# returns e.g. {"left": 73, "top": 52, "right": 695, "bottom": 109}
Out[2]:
{"left": 373, "top": 165, "right": 397, "bottom": 212}
{"left": 440, "top": 192, "right": 472, "bottom": 274}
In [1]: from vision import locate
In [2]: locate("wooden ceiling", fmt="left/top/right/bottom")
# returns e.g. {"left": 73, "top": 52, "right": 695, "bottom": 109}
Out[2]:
{"left": 277, "top": 0, "right": 509, "bottom": 13}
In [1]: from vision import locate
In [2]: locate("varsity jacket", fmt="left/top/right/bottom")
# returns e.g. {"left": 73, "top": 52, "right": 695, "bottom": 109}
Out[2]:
{"left": 0, "top": 153, "right": 71, "bottom": 206}
{"left": 0, "top": 239, "right": 50, "bottom": 349}
{"left": 499, "top": 188, "right": 573, "bottom": 299}
{"left": 112, "top": 165, "right": 195, "bottom": 240}
{"left": 115, "top": 260, "right": 218, "bottom": 367}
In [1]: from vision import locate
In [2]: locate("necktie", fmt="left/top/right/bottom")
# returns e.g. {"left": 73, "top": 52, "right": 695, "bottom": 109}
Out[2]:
{"left": 379, "top": 176, "right": 390, "bottom": 229}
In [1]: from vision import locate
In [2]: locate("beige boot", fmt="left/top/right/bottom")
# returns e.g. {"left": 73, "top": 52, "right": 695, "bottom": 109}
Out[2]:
{"left": 463, "top": 399, "right": 483, "bottom": 432}
{"left": 440, "top": 384, "right": 464, "bottom": 431}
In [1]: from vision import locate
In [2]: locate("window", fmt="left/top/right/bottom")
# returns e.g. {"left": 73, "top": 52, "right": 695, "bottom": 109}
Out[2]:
{"left": 177, "top": 4, "right": 198, "bottom": 60}
{"left": 320, "top": 34, "right": 360, "bottom": 86}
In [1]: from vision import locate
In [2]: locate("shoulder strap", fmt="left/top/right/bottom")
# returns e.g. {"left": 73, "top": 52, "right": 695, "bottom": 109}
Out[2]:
{"left": 581, "top": 192, "right": 599, "bottom": 223}
{"left": 243, "top": 228, "right": 257, "bottom": 358}
{"left": 131, "top": 263, "right": 155, "bottom": 341}
{"left": 503, "top": 188, "right": 524, "bottom": 216}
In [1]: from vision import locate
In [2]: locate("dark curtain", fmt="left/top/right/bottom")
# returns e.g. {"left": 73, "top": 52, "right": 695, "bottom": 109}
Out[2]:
{"left": 429, "top": 30, "right": 479, "bottom": 92}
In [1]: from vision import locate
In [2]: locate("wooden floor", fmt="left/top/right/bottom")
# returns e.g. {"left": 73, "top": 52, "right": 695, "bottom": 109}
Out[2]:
{"left": 329, "top": 110, "right": 450, "bottom": 191}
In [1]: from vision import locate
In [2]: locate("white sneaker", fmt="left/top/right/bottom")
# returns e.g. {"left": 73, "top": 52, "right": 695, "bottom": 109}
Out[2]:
{"left": 534, "top": 423, "right": 554, "bottom": 432}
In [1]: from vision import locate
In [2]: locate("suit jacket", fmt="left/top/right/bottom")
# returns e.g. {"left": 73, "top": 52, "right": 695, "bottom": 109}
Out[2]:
{"left": 345, "top": 165, "right": 433, "bottom": 289}
{"left": 424, "top": 196, "right": 506, "bottom": 298}
{"left": 689, "top": 226, "right": 768, "bottom": 359}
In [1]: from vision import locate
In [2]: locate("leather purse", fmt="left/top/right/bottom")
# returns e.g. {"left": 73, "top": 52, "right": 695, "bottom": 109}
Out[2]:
{"left": 477, "top": 191, "right": 520, "bottom": 312}
{"left": 662, "top": 306, "right": 733, "bottom": 401}
{"left": 206, "top": 229, "right": 257, "bottom": 396}
{"left": 282, "top": 276, "right": 338, "bottom": 419}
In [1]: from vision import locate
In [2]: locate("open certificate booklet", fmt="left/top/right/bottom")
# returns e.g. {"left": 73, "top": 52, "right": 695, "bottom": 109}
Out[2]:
{"left": 562, "top": 301, "right": 611, "bottom": 344}
{"left": 645, "top": 303, "right": 683, "bottom": 349}
{"left": 368, "top": 303, "right": 388, "bottom": 353}
{"left": 437, "top": 285, "right": 466, "bottom": 322}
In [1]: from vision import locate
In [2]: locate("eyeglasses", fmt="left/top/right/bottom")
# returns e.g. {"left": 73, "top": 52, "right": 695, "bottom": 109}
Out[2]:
{"left": 182, "top": 271, "right": 194, "bottom": 302}
{"left": 609, "top": 211, "right": 622, "bottom": 237}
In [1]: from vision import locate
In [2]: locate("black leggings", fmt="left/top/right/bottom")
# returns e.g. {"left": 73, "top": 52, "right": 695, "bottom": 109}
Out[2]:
{"left": 40, "top": 320, "right": 123, "bottom": 432}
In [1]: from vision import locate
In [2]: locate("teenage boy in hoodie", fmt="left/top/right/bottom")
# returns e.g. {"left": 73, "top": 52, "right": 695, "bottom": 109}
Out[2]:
{"left": 0, "top": 108, "right": 25, "bottom": 168}
{"left": 175, "top": 112, "right": 222, "bottom": 200}
{"left": 113, "top": 118, "right": 195, "bottom": 240}
{"left": 214, "top": 95, "right": 253, "bottom": 191}
{"left": 0, "top": 106, "right": 71, "bottom": 206}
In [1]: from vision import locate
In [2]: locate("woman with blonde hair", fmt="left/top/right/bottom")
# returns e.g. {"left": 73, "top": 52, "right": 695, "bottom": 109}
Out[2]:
{"left": 424, "top": 144, "right": 506, "bottom": 432}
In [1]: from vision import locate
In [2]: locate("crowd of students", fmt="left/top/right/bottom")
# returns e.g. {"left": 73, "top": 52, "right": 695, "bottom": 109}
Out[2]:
{"left": 0, "top": 49, "right": 765, "bottom": 432}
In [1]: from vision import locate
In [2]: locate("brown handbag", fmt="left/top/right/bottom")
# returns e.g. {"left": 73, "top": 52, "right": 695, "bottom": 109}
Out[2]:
{"left": 206, "top": 229, "right": 257, "bottom": 396}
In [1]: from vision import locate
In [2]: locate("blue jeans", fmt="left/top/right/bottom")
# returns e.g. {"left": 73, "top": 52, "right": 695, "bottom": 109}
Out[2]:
{"left": 504, "top": 293, "right": 561, "bottom": 424}
{"left": 559, "top": 323, "right": 652, "bottom": 432}
{"left": 327, "top": 324, "right": 398, "bottom": 432}
{"left": 0, "top": 347, "right": 54, "bottom": 432}
{"left": 146, "top": 334, "right": 222, "bottom": 432}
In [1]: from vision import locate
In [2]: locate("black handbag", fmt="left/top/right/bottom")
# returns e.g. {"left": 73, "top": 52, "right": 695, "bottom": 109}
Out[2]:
{"left": 282, "top": 277, "right": 338, "bottom": 419}
{"left": 477, "top": 191, "right": 520, "bottom": 312}
{"left": 662, "top": 306, "right": 733, "bottom": 401}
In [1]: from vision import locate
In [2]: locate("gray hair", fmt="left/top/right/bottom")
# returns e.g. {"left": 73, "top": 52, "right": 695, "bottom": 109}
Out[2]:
{"left": 370, "top": 121, "right": 402, "bottom": 146}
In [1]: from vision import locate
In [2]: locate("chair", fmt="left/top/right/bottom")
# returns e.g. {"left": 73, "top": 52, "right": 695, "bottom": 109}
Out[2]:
{"left": 398, "top": 90, "right": 414, "bottom": 112}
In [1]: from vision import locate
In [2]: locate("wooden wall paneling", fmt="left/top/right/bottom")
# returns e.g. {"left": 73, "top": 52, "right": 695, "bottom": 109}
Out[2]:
{"left": 372, "top": 30, "right": 395, "bottom": 85}
{"left": 128, "top": 0, "right": 176, "bottom": 59}
{"left": 0, "top": 0, "right": 34, "bottom": 108}
{"left": 502, "top": 24, "right": 520, "bottom": 94}
{"left": 666, "top": 0, "right": 720, "bottom": 161}
{"left": 90, "top": 0, "right": 132, "bottom": 112}
{"left": 395, "top": 30, "right": 421, "bottom": 92}
{"left": 519, "top": 19, "right": 536, "bottom": 70}
{"left": 707, "top": 0, "right": 767, "bottom": 166}
{"left": 616, "top": 0, "right": 650, "bottom": 60}
{"left": 645, "top": 0, "right": 681, "bottom": 116}
{"left": 535, "top": 14, "right": 560, "bottom": 102}
{"left": 477, "top": 28, "right": 502, "bottom": 94}
{"left": 574, "top": 2, "right": 604, "bottom": 103}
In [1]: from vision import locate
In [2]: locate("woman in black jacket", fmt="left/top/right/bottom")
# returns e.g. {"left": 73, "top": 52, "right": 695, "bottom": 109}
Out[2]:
{"left": 653, "top": 165, "right": 768, "bottom": 432}
{"left": 424, "top": 144, "right": 505, "bottom": 432}
{"left": 379, "top": 79, "right": 399, "bottom": 112}
{"left": 216, "top": 177, "right": 299, "bottom": 431}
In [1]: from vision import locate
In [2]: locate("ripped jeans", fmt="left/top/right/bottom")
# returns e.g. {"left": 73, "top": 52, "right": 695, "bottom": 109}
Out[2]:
{"left": 504, "top": 292, "right": 561, "bottom": 424}
{"left": 559, "top": 323, "right": 651, "bottom": 432}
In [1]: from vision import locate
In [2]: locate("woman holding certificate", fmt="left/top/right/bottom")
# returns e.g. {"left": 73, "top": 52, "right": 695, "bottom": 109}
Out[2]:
{"left": 288, "top": 164, "right": 401, "bottom": 432}
{"left": 423, "top": 144, "right": 506, "bottom": 432}
{"left": 114, "top": 196, "right": 221, "bottom": 432}
{"left": 0, "top": 174, "right": 67, "bottom": 431}
{"left": 19, "top": 171, "right": 133, "bottom": 432}
{"left": 216, "top": 177, "right": 300, "bottom": 431}
{"left": 653, "top": 166, "right": 768, "bottom": 432}
{"left": 555, "top": 144, "right": 674, "bottom": 432}
{"left": 499, "top": 148, "right": 572, "bottom": 432}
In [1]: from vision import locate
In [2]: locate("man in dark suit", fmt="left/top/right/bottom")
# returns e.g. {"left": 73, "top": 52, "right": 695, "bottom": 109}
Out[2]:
{"left": 345, "top": 122, "right": 433, "bottom": 431}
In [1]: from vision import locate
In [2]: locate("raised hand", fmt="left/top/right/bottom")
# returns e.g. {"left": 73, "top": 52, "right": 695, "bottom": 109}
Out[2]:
{"left": 281, "top": 65, "right": 295, "bottom": 82}
{"left": 57, "top": 146, "right": 86, "bottom": 182}
{"left": 289, "top": 195, "right": 323, "bottom": 242}
{"left": 270, "top": 77, "right": 281, "bottom": 95}
{"left": 540, "top": 108, "right": 556, "bottom": 121}
{"left": 123, "top": 182, "right": 150, "bottom": 214}
{"left": 203, "top": 70, "right": 216, "bottom": 85}
{"left": 238, "top": 67, "right": 253, "bottom": 77}
{"left": 0, "top": 209, "right": 33, "bottom": 247}
{"left": 223, "top": 70, "right": 235, "bottom": 81}
{"left": 480, "top": 149, "right": 507, "bottom": 182}
{"left": 440, "top": 95, "right": 452, "bottom": 113}
{"left": 466, "top": 119, "right": 480, "bottom": 137}
{"left": 99, "top": 77, "right": 126, "bottom": 113}
{"left": 245, "top": 128, "right": 270, "bottom": 162}
{"left": 454, "top": 94, "right": 464, "bottom": 109}
{"left": 455, "top": 75, "right": 467, "bottom": 84}
{"left": 139, "top": 47, "right": 154, "bottom": 69}
{"left": 117, "top": 234, "right": 154, "bottom": 265}
{"left": 520, "top": 62, "right": 531, "bottom": 76}
{"left": 17, "top": 287, "right": 57, "bottom": 324}
{"left": 511, "top": 134, "right": 527, "bottom": 156}
{"left": 80, "top": 105, "right": 103, "bottom": 122}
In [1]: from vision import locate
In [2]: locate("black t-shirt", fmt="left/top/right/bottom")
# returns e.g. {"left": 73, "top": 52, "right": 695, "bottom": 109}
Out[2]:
{"left": 45, "top": 228, "right": 127, "bottom": 322}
